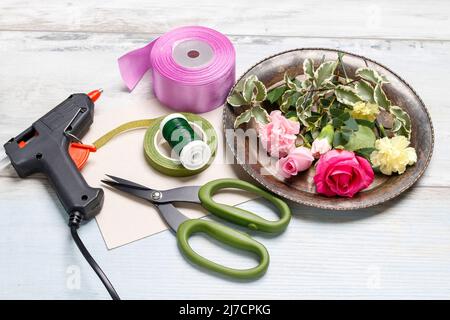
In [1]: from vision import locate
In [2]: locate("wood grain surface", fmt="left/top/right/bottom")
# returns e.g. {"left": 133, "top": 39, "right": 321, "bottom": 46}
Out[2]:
{"left": 0, "top": 0, "right": 449, "bottom": 299}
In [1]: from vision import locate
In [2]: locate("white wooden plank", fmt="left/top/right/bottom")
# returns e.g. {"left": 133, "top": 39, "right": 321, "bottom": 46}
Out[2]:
{"left": 1, "top": 177, "right": 449, "bottom": 299}
{"left": 0, "top": 0, "right": 450, "bottom": 40}
{"left": 0, "top": 31, "right": 445, "bottom": 186}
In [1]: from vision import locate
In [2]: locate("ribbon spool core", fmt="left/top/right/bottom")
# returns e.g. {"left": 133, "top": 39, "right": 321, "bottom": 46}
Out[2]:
{"left": 172, "top": 39, "right": 214, "bottom": 68}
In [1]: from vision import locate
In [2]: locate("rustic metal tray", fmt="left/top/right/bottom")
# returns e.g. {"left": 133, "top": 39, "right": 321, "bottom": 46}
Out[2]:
{"left": 223, "top": 48, "right": 434, "bottom": 210}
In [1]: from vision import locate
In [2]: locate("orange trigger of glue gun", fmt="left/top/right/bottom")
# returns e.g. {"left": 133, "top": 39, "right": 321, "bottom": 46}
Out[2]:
{"left": 68, "top": 89, "right": 102, "bottom": 170}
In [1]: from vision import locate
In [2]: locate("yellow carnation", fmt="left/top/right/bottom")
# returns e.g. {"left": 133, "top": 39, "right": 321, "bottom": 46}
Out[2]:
{"left": 351, "top": 101, "right": 380, "bottom": 121}
{"left": 370, "top": 136, "right": 417, "bottom": 175}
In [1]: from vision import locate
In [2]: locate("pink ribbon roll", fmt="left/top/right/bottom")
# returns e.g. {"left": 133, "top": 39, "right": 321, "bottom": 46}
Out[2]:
{"left": 118, "top": 26, "right": 236, "bottom": 113}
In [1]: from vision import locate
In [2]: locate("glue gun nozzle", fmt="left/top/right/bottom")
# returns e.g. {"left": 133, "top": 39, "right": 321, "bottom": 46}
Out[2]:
{"left": 87, "top": 89, "right": 103, "bottom": 103}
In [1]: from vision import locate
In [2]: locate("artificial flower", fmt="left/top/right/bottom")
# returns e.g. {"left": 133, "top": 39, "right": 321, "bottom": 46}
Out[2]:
{"left": 259, "top": 110, "right": 300, "bottom": 158}
{"left": 311, "top": 124, "right": 334, "bottom": 158}
{"left": 314, "top": 149, "right": 374, "bottom": 197}
{"left": 370, "top": 136, "right": 417, "bottom": 175}
{"left": 351, "top": 101, "right": 380, "bottom": 122}
{"left": 277, "top": 147, "right": 314, "bottom": 178}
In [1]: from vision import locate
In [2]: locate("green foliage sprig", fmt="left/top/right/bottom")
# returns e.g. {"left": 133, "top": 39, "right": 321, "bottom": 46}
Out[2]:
{"left": 227, "top": 52, "right": 413, "bottom": 158}
{"left": 227, "top": 75, "right": 270, "bottom": 128}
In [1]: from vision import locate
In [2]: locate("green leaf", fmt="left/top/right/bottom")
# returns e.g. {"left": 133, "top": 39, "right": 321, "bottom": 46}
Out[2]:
{"left": 330, "top": 106, "right": 345, "bottom": 118}
{"left": 343, "top": 125, "right": 376, "bottom": 151}
{"left": 242, "top": 75, "right": 258, "bottom": 102}
{"left": 333, "top": 130, "right": 348, "bottom": 148}
{"left": 314, "top": 61, "right": 338, "bottom": 87}
{"left": 356, "top": 67, "right": 389, "bottom": 84}
{"left": 320, "top": 113, "right": 329, "bottom": 128}
{"left": 251, "top": 106, "right": 270, "bottom": 124}
{"left": 280, "top": 90, "right": 301, "bottom": 113}
{"left": 392, "top": 118, "right": 403, "bottom": 132}
{"left": 285, "top": 110, "right": 297, "bottom": 119}
{"left": 355, "top": 80, "right": 375, "bottom": 103}
{"left": 234, "top": 109, "right": 252, "bottom": 128}
{"left": 301, "top": 79, "right": 312, "bottom": 89}
{"left": 356, "top": 118, "right": 375, "bottom": 128}
{"left": 344, "top": 117, "right": 359, "bottom": 131}
{"left": 253, "top": 80, "right": 267, "bottom": 102}
{"left": 234, "top": 79, "right": 245, "bottom": 92}
{"left": 267, "top": 85, "right": 287, "bottom": 104}
{"left": 334, "top": 85, "right": 361, "bottom": 106}
{"left": 280, "top": 90, "right": 294, "bottom": 113}
{"left": 296, "top": 95, "right": 312, "bottom": 127}
{"left": 389, "top": 106, "right": 411, "bottom": 139}
{"left": 355, "top": 147, "right": 376, "bottom": 160}
{"left": 374, "top": 83, "right": 391, "bottom": 110}
{"left": 284, "top": 73, "right": 299, "bottom": 91}
{"left": 303, "top": 58, "right": 314, "bottom": 79}
{"left": 227, "top": 92, "right": 247, "bottom": 107}
{"left": 332, "top": 112, "right": 350, "bottom": 128}
{"left": 390, "top": 106, "right": 411, "bottom": 131}
{"left": 306, "top": 114, "right": 321, "bottom": 124}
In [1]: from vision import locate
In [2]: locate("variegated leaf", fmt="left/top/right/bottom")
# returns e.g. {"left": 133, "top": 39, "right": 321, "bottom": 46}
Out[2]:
{"left": 227, "top": 92, "right": 247, "bottom": 107}
{"left": 284, "top": 72, "right": 299, "bottom": 91}
{"left": 234, "top": 109, "right": 252, "bottom": 128}
{"left": 334, "top": 85, "right": 361, "bottom": 106}
{"left": 303, "top": 58, "right": 314, "bottom": 79}
{"left": 253, "top": 80, "right": 267, "bottom": 102}
{"left": 374, "top": 83, "right": 391, "bottom": 110}
{"left": 242, "top": 75, "right": 258, "bottom": 102}
{"left": 280, "top": 90, "right": 295, "bottom": 113}
{"left": 296, "top": 96, "right": 312, "bottom": 127}
{"left": 392, "top": 118, "right": 403, "bottom": 132}
{"left": 314, "top": 61, "right": 338, "bottom": 87}
{"left": 251, "top": 105, "right": 270, "bottom": 124}
{"left": 301, "top": 79, "right": 312, "bottom": 89}
{"left": 390, "top": 105, "right": 411, "bottom": 137}
{"left": 390, "top": 106, "right": 410, "bottom": 126}
{"left": 355, "top": 80, "right": 375, "bottom": 103}
{"left": 356, "top": 67, "right": 389, "bottom": 84}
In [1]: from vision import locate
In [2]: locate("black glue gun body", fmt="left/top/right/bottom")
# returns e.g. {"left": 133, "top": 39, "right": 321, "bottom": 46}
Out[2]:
{"left": 3, "top": 93, "right": 104, "bottom": 221}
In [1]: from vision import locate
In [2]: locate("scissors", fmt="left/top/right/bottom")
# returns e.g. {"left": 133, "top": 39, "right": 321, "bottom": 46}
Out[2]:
{"left": 102, "top": 175, "right": 291, "bottom": 279}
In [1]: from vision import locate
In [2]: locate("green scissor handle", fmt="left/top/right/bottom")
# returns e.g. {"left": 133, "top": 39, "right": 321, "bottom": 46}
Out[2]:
{"left": 198, "top": 178, "right": 291, "bottom": 233}
{"left": 177, "top": 219, "right": 269, "bottom": 279}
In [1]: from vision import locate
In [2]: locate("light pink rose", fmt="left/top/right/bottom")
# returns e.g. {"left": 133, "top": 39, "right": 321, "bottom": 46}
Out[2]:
{"left": 314, "top": 149, "right": 374, "bottom": 197}
{"left": 277, "top": 147, "right": 314, "bottom": 178}
{"left": 259, "top": 110, "right": 300, "bottom": 157}
{"left": 311, "top": 138, "right": 332, "bottom": 159}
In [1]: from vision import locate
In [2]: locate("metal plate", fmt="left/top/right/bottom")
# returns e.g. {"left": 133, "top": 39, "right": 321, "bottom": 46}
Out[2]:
{"left": 223, "top": 48, "right": 434, "bottom": 210}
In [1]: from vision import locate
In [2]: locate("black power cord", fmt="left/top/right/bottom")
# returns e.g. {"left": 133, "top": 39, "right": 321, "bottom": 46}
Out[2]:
{"left": 69, "top": 212, "right": 121, "bottom": 300}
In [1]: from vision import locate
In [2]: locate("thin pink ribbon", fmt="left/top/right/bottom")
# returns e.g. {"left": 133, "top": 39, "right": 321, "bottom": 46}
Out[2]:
{"left": 118, "top": 26, "right": 235, "bottom": 113}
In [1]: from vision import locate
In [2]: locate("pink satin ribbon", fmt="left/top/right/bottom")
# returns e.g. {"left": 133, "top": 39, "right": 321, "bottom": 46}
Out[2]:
{"left": 118, "top": 26, "right": 236, "bottom": 113}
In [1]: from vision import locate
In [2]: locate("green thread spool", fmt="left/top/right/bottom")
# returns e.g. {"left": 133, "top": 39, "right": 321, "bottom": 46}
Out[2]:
{"left": 159, "top": 113, "right": 212, "bottom": 170}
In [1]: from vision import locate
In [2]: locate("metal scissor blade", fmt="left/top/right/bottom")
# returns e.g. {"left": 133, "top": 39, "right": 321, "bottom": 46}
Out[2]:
{"left": 156, "top": 203, "right": 191, "bottom": 232}
{"left": 101, "top": 179, "right": 153, "bottom": 202}
{"left": 104, "top": 174, "right": 151, "bottom": 190}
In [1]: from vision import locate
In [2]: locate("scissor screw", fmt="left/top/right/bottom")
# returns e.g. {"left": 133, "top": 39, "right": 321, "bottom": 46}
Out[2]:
{"left": 151, "top": 191, "right": 162, "bottom": 200}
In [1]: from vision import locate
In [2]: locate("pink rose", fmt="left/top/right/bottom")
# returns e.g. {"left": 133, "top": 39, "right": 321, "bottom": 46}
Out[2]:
{"left": 259, "top": 110, "right": 300, "bottom": 157}
{"left": 277, "top": 147, "right": 314, "bottom": 178}
{"left": 311, "top": 138, "right": 332, "bottom": 159}
{"left": 314, "top": 149, "right": 374, "bottom": 197}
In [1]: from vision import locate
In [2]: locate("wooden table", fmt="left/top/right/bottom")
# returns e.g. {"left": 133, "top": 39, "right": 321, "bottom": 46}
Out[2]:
{"left": 0, "top": 0, "right": 449, "bottom": 299}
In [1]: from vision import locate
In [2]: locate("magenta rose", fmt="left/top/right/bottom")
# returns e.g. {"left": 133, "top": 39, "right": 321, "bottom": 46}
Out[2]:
{"left": 314, "top": 149, "right": 374, "bottom": 197}
{"left": 259, "top": 110, "right": 300, "bottom": 157}
{"left": 277, "top": 147, "right": 314, "bottom": 178}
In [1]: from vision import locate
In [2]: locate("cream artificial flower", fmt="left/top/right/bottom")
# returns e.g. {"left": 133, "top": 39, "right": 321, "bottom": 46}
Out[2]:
{"left": 370, "top": 136, "right": 417, "bottom": 175}
{"left": 351, "top": 101, "right": 380, "bottom": 122}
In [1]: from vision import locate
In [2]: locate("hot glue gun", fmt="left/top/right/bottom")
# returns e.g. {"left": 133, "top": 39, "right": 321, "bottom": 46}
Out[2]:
{"left": 1, "top": 90, "right": 104, "bottom": 222}
{"left": 0, "top": 90, "right": 120, "bottom": 299}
